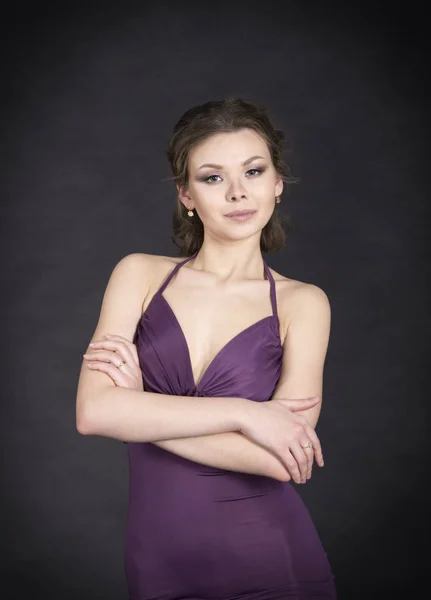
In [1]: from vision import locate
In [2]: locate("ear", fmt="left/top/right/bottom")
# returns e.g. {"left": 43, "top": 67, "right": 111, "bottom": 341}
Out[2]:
{"left": 275, "top": 174, "right": 284, "bottom": 198}
{"left": 176, "top": 184, "right": 194, "bottom": 210}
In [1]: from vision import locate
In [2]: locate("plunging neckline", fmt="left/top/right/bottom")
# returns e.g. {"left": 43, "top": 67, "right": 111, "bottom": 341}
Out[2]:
{"left": 156, "top": 292, "right": 279, "bottom": 391}
{"left": 138, "top": 252, "right": 281, "bottom": 394}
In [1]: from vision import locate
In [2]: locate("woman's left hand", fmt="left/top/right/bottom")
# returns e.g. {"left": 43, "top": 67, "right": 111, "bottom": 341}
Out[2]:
{"left": 83, "top": 333, "right": 144, "bottom": 392}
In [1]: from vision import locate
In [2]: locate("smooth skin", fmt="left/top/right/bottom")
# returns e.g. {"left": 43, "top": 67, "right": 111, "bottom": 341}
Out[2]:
{"left": 76, "top": 128, "right": 331, "bottom": 484}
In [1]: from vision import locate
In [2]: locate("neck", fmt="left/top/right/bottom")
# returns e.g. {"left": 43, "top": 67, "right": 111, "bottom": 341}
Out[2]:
{"left": 190, "top": 240, "right": 266, "bottom": 283}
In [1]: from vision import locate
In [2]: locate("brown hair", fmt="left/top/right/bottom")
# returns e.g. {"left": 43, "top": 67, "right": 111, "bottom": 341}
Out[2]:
{"left": 166, "top": 97, "right": 299, "bottom": 256}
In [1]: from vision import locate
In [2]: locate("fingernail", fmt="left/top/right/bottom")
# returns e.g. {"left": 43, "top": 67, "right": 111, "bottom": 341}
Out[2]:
{"left": 89, "top": 342, "right": 96, "bottom": 346}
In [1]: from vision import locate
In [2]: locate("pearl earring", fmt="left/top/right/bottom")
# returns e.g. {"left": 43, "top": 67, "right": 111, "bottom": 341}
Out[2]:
{"left": 187, "top": 208, "right": 194, "bottom": 217}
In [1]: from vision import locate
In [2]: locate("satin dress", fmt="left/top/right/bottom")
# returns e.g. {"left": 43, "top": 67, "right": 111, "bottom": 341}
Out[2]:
{"left": 125, "top": 252, "right": 337, "bottom": 599}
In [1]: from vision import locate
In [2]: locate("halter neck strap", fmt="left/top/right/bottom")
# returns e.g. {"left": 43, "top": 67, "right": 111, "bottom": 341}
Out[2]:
{"left": 263, "top": 261, "right": 278, "bottom": 319}
{"left": 158, "top": 251, "right": 278, "bottom": 319}
{"left": 157, "top": 252, "right": 198, "bottom": 295}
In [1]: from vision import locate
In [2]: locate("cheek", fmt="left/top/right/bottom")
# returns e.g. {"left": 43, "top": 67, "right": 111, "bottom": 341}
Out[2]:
{"left": 260, "top": 196, "right": 277, "bottom": 223}
{"left": 260, "top": 193, "right": 277, "bottom": 213}
{"left": 194, "top": 190, "right": 220, "bottom": 215}
{"left": 195, "top": 200, "right": 220, "bottom": 223}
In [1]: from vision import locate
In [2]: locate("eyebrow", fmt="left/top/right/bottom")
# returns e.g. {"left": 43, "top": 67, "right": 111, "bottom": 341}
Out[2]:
{"left": 196, "top": 155, "right": 266, "bottom": 171}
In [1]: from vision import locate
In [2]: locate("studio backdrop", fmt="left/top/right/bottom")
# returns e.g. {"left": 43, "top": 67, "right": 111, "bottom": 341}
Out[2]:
{"left": 1, "top": 3, "right": 428, "bottom": 599}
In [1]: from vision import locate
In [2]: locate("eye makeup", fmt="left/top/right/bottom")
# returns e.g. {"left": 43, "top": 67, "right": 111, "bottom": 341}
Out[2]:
{"left": 196, "top": 166, "right": 267, "bottom": 183}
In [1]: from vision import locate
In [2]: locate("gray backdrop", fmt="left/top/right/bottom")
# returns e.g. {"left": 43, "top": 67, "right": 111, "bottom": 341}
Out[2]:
{"left": 1, "top": 2, "right": 429, "bottom": 599}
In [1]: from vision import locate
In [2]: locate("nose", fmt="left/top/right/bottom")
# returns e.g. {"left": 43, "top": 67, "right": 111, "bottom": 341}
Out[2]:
{"left": 226, "top": 180, "right": 247, "bottom": 202}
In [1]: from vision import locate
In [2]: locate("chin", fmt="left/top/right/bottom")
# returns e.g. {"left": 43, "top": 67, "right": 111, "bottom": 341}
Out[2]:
{"left": 222, "top": 222, "right": 267, "bottom": 241}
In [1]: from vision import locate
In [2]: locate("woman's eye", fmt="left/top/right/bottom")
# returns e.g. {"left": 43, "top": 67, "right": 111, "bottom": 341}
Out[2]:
{"left": 201, "top": 167, "right": 264, "bottom": 183}
{"left": 204, "top": 175, "right": 222, "bottom": 183}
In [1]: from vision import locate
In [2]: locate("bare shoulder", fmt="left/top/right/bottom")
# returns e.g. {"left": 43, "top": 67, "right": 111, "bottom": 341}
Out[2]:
{"left": 269, "top": 265, "right": 329, "bottom": 306}
{"left": 114, "top": 252, "right": 182, "bottom": 284}
{"left": 114, "top": 252, "right": 185, "bottom": 312}
{"left": 267, "top": 265, "right": 331, "bottom": 339}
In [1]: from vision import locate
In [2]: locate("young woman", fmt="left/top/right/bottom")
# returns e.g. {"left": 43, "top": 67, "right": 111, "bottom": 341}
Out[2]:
{"left": 76, "top": 98, "right": 337, "bottom": 599}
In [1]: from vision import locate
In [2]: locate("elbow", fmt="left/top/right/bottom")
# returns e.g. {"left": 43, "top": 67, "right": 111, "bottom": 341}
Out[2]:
{"left": 261, "top": 462, "right": 291, "bottom": 483}
{"left": 270, "top": 463, "right": 291, "bottom": 483}
{"left": 76, "top": 408, "right": 94, "bottom": 436}
{"left": 76, "top": 419, "right": 91, "bottom": 436}
{"left": 274, "top": 471, "right": 291, "bottom": 483}
{"left": 76, "top": 386, "right": 115, "bottom": 436}
{"left": 76, "top": 397, "right": 99, "bottom": 436}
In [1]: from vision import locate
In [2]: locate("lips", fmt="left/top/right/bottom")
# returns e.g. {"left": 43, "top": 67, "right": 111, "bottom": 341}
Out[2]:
{"left": 225, "top": 209, "right": 257, "bottom": 217}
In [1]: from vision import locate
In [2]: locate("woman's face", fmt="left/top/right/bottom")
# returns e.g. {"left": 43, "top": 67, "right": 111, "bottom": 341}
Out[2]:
{"left": 178, "top": 128, "right": 283, "bottom": 243}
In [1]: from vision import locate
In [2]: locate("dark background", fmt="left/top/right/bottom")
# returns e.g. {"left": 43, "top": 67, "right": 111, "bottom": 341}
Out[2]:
{"left": 1, "top": 2, "right": 429, "bottom": 599}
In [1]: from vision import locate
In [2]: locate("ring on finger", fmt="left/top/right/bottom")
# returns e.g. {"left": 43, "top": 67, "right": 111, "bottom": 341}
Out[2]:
{"left": 117, "top": 359, "right": 127, "bottom": 369}
{"left": 302, "top": 441, "right": 313, "bottom": 450}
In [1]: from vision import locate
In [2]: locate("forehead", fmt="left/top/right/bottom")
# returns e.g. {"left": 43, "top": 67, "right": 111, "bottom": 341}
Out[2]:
{"left": 189, "top": 129, "right": 269, "bottom": 166}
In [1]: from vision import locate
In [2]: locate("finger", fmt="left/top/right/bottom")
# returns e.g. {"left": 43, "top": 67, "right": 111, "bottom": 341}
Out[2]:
{"left": 105, "top": 334, "right": 140, "bottom": 366}
{"left": 84, "top": 350, "right": 129, "bottom": 369}
{"left": 127, "top": 343, "right": 140, "bottom": 367}
{"left": 84, "top": 348, "right": 127, "bottom": 368}
{"left": 289, "top": 440, "right": 309, "bottom": 483}
{"left": 88, "top": 338, "right": 136, "bottom": 366}
{"left": 86, "top": 360, "right": 127, "bottom": 385}
{"left": 304, "top": 425, "right": 324, "bottom": 467}
{"left": 279, "top": 449, "right": 302, "bottom": 484}
{"left": 283, "top": 396, "right": 320, "bottom": 412}
{"left": 300, "top": 443, "right": 314, "bottom": 479}
{"left": 297, "top": 435, "right": 314, "bottom": 478}
{"left": 130, "top": 344, "right": 140, "bottom": 366}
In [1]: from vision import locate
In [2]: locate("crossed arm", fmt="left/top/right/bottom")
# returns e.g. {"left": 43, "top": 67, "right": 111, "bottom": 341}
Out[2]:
{"left": 77, "top": 255, "right": 331, "bottom": 482}
{"left": 152, "top": 284, "right": 331, "bottom": 481}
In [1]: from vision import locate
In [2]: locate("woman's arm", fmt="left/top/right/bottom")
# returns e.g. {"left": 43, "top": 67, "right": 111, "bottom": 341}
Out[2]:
{"left": 270, "top": 283, "right": 331, "bottom": 428}
{"left": 79, "top": 383, "right": 249, "bottom": 442}
{"left": 76, "top": 253, "right": 250, "bottom": 441}
{"left": 149, "top": 283, "right": 330, "bottom": 480}
{"left": 154, "top": 432, "right": 290, "bottom": 481}
{"left": 77, "top": 256, "right": 323, "bottom": 481}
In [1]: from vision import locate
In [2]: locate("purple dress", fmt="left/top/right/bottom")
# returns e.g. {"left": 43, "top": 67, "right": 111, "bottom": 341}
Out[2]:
{"left": 126, "top": 252, "right": 337, "bottom": 599}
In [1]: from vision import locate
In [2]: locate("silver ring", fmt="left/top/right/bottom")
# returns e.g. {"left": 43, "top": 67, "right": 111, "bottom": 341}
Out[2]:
{"left": 117, "top": 359, "right": 126, "bottom": 369}
{"left": 302, "top": 441, "right": 313, "bottom": 450}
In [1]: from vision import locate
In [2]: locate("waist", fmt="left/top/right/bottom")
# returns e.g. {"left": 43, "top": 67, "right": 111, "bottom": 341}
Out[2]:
{"left": 127, "top": 441, "right": 286, "bottom": 505}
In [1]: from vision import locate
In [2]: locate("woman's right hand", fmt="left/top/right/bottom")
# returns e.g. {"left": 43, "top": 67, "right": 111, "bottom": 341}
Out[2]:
{"left": 239, "top": 396, "right": 323, "bottom": 484}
